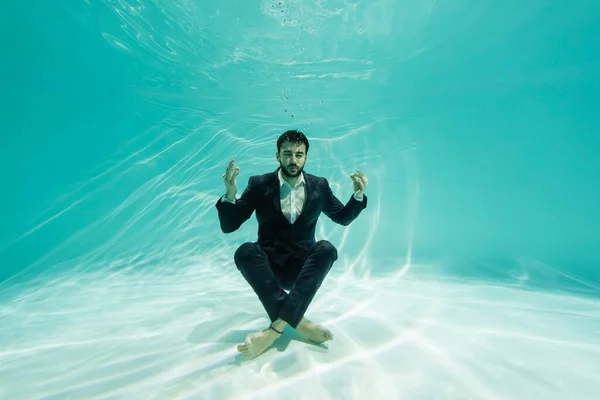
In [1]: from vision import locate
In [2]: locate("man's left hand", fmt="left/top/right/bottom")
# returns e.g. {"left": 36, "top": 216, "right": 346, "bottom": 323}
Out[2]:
{"left": 350, "top": 170, "right": 368, "bottom": 197}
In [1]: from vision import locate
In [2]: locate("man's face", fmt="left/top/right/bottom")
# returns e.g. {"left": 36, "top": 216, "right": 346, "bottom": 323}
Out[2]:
{"left": 276, "top": 141, "right": 307, "bottom": 178}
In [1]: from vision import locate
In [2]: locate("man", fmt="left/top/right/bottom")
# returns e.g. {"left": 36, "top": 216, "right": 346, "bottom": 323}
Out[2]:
{"left": 215, "top": 130, "right": 368, "bottom": 358}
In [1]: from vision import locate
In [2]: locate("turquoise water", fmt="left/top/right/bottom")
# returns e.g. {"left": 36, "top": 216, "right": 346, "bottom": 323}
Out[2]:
{"left": 2, "top": 1, "right": 600, "bottom": 399}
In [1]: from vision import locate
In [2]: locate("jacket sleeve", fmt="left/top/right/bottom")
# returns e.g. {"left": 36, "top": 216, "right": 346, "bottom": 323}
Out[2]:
{"left": 322, "top": 178, "right": 367, "bottom": 226}
{"left": 215, "top": 176, "right": 257, "bottom": 233}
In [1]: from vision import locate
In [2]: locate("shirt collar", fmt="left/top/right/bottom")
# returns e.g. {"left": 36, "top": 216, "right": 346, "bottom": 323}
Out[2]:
{"left": 278, "top": 168, "right": 305, "bottom": 188}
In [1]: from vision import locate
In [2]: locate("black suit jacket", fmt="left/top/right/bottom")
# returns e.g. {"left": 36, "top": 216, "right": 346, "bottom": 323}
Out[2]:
{"left": 215, "top": 167, "right": 368, "bottom": 254}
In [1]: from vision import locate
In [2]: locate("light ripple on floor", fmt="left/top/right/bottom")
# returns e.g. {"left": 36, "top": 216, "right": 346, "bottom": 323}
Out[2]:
{"left": 1, "top": 264, "right": 599, "bottom": 400}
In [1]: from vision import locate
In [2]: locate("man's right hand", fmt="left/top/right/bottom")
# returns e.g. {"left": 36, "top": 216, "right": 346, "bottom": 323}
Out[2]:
{"left": 222, "top": 159, "right": 239, "bottom": 201}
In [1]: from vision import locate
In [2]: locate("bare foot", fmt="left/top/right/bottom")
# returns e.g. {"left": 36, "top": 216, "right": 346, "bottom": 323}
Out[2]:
{"left": 237, "top": 327, "right": 281, "bottom": 358}
{"left": 296, "top": 318, "right": 333, "bottom": 344}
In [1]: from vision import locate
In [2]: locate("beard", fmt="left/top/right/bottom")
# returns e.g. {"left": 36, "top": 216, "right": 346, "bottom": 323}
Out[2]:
{"left": 280, "top": 162, "right": 303, "bottom": 177}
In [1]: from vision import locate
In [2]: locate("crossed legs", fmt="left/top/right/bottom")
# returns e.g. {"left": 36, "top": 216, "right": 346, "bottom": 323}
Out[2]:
{"left": 233, "top": 240, "right": 338, "bottom": 357}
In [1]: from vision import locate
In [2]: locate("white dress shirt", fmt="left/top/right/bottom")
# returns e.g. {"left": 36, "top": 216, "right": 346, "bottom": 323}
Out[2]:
{"left": 222, "top": 169, "right": 363, "bottom": 224}
{"left": 277, "top": 169, "right": 306, "bottom": 224}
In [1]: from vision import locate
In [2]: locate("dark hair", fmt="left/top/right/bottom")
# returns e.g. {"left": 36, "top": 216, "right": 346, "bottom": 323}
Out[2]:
{"left": 277, "top": 130, "right": 309, "bottom": 153}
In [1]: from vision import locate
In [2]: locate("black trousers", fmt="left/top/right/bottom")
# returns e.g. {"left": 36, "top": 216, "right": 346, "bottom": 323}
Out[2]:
{"left": 234, "top": 240, "right": 338, "bottom": 329}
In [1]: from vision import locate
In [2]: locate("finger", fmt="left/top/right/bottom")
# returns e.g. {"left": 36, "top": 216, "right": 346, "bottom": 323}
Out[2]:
{"left": 232, "top": 167, "right": 240, "bottom": 180}
{"left": 225, "top": 159, "right": 234, "bottom": 176}
{"left": 357, "top": 171, "right": 368, "bottom": 185}
{"left": 354, "top": 175, "right": 364, "bottom": 188}
{"left": 226, "top": 166, "right": 239, "bottom": 183}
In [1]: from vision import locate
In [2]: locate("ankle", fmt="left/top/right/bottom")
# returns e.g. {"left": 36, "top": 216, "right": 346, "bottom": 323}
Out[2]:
{"left": 269, "top": 325, "right": 283, "bottom": 335}
{"left": 271, "top": 318, "right": 288, "bottom": 334}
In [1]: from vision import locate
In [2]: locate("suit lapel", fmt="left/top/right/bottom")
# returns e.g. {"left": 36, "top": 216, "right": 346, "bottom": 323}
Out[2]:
{"left": 300, "top": 171, "right": 311, "bottom": 220}
{"left": 271, "top": 168, "right": 283, "bottom": 218}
